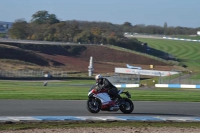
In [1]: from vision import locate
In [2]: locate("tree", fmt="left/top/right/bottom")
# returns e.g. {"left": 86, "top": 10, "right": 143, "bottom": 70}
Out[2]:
{"left": 163, "top": 22, "right": 168, "bottom": 35}
{"left": 46, "top": 14, "right": 60, "bottom": 24}
{"left": 8, "top": 19, "right": 29, "bottom": 39}
{"left": 123, "top": 22, "right": 132, "bottom": 27}
{"left": 91, "top": 27, "right": 102, "bottom": 36}
{"left": 31, "top": 10, "right": 60, "bottom": 25}
{"left": 107, "top": 37, "right": 116, "bottom": 44}
{"left": 73, "top": 30, "right": 94, "bottom": 44}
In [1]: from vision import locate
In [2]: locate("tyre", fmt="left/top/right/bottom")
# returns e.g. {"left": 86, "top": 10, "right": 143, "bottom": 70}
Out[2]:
{"left": 119, "top": 98, "right": 134, "bottom": 114}
{"left": 86, "top": 97, "right": 101, "bottom": 113}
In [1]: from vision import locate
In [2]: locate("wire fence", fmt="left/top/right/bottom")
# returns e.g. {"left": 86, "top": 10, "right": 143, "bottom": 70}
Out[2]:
{"left": 106, "top": 73, "right": 200, "bottom": 85}
{"left": 0, "top": 70, "right": 68, "bottom": 78}
{"left": 105, "top": 74, "right": 140, "bottom": 84}
{"left": 1, "top": 70, "right": 200, "bottom": 85}
{"left": 159, "top": 74, "right": 200, "bottom": 85}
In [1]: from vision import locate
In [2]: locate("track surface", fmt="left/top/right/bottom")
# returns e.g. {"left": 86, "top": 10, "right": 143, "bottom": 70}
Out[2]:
{"left": 0, "top": 100, "right": 200, "bottom": 117}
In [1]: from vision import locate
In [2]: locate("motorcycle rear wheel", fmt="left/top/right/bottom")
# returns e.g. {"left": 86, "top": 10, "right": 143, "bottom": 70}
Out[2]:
{"left": 86, "top": 97, "right": 101, "bottom": 113}
{"left": 119, "top": 98, "right": 134, "bottom": 114}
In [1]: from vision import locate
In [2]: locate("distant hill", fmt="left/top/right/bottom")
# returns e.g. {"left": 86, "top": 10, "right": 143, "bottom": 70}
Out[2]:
{"left": 0, "top": 42, "right": 180, "bottom": 74}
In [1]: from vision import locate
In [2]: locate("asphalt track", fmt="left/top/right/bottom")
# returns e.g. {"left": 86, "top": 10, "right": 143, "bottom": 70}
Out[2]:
{"left": 0, "top": 100, "right": 200, "bottom": 117}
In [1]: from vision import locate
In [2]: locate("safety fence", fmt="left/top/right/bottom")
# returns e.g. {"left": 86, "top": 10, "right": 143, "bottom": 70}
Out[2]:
{"left": 0, "top": 70, "right": 68, "bottom": 78}
{"left": 105, "top": 74, "right": 140, "bottom": 84}
{"left": 108, "top": 73, "right": 200, "bottom": 85}
{"left": 159, "top": 74, "right": 200, "bottom": 85}
{"left": 1, "top": 70, "right": 199, "bottom": 85}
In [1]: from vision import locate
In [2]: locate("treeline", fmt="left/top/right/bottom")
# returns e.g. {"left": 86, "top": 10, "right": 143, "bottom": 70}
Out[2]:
{"left": 8, "top": 10, "right": 200, "bottom": 52}
{"left": 8, "top": 10, "right": 129, "bottom": 43}
{"left": 8, "top": 10, "right": 145, "bottom": 52}
{"left": 125, "top": 22, "right": 200, "bottom": 35}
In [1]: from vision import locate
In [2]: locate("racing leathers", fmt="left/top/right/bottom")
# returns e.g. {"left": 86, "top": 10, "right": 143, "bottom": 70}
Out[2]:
{"left": 96, "top": 78, "right": 122, "bottom": 100}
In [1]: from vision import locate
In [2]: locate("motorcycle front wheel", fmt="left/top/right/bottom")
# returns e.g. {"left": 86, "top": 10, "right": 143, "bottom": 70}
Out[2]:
{"left": 86, "top": 97, "right": 101, "bottom": 113}
{"left": 119, "top": 98, "right": 134, "bottom": 114}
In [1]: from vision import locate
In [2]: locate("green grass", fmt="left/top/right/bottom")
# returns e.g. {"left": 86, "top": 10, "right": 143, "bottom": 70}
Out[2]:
{"left": 1, "top": 80, "right": 200, "bottom": 130}
{"left": 0, "top": 80, "right": 200, "bottom": 102}
{"left": 0, "top": 33, "right": 6, "bottom": 38}
{"left": 0, "top": 80, "right": 94, "bottom": 100}
{"left": 191, "top": 73, "right": 200, "bottom": 79}
{"left": 136, "top": 38, "right": 200, "bottom": 71}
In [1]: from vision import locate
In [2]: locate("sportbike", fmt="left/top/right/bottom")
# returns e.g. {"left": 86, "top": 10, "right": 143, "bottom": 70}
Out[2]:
{"left": 87, "top": 85, "right": 134, "bottom": 114}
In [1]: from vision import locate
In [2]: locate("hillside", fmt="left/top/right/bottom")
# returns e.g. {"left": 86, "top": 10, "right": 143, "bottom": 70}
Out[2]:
{"left": 136, "top": 38, "right": 200, "bottom": 71}
{"left": 0, "top": 42, "right": 179, "bottom": 74}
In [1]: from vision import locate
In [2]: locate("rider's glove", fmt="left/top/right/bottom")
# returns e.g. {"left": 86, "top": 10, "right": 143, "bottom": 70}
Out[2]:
{"left": 96, "top": 86, "right": 101, "bottom": 92}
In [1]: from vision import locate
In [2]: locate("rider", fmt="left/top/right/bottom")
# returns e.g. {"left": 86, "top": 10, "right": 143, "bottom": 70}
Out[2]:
{"left": 95, "top": 74, "right": 123, "bottom": 103}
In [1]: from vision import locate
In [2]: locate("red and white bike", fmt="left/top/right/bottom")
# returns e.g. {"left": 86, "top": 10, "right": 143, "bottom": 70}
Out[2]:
{"left": 87, "top": 85, "right": 134, "bottom": 114}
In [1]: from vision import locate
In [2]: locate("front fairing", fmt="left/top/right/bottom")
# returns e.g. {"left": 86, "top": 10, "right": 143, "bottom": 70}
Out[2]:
{"left": 88, "top": 84, "right": 98, "bottom": 97}
{"left": 88, "top": 89, "right": 93, "bottom": 97}
{"left": 89, "top": 84, "right": 98, "bottom": 92}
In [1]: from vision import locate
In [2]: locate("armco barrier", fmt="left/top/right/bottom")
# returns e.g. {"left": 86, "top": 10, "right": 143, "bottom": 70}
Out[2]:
{"left": 155, "top": 84, "right": 200, "bottom": 88}
{"left": 114, "top": 84, "right": 140, "bottom": 88}
{"left": 163, "top": 37, "right": 200, "bottom": 42}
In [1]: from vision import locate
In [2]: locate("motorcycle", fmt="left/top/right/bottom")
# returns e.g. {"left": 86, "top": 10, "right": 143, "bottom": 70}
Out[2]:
{"left": 87, "top": 85, "right": 134, "bottom": 114}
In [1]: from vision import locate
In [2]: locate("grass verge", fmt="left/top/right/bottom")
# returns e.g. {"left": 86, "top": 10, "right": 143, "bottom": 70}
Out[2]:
{"left": 1, "top": 121, "right": 200, "bottom": 130}
{"left": 0, "top": 80, "right": 200, "bottom": 102}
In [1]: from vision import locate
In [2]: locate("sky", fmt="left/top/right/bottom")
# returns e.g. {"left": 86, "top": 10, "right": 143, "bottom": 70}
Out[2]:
{"left": 0, "top": 0, "right": 199, "bottom": 28}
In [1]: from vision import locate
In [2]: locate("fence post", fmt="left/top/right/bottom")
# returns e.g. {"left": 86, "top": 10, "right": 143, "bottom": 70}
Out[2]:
{"left": 137, "top": 72, "right": 140, "bottom": 84}
{"left": 158, "top": 72, "right": 162, "bottom": 84}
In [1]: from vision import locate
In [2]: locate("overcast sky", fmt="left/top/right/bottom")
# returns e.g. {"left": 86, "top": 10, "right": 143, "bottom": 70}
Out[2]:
{"left": 0, "top": 0, "right": 199, "bottom": 28}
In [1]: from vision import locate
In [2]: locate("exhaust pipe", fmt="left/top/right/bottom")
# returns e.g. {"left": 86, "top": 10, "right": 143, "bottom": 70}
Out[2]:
{"left": 110, "top": 106, "right": 119, "bottom": 111}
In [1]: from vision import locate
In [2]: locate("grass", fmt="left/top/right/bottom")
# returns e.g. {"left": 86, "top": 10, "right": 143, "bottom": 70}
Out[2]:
{"left": 136, "top": 38, "right": 200, "bottom": 71}
{"left": 0, "top": 80, "right": 200, "bottom": 102}
{"left": 1, "top": 121, "right": 200, "bottom": 130}
{"left": 0, "top": 33, "right": 6, "bottom": 38}
{"left": 192, "top": 74, "right": 200, "bottom": 79}
{"left": 1, "top": 80, "right": 200, "bottom": 130}
{"left": 0, "top": 80, "right": 94, "bottom": 100}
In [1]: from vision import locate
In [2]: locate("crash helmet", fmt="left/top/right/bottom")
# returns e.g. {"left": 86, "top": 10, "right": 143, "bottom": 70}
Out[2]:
{"left": 95, "top": 74, "right": 103, "bottom": 80}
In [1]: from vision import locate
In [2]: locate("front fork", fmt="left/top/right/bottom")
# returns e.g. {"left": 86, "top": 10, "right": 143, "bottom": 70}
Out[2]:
{"left": 92, "top": 98, "right": 97, "bottom": 106}
{"left": 89, "top": 96, "right": 98, "bottom": 106}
